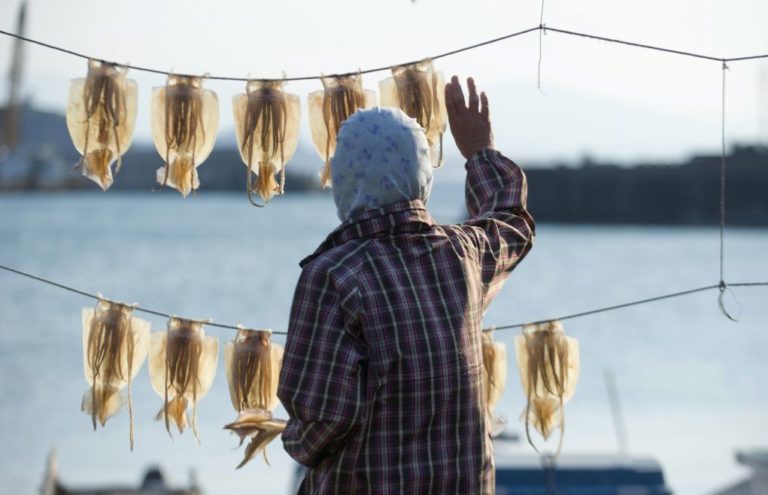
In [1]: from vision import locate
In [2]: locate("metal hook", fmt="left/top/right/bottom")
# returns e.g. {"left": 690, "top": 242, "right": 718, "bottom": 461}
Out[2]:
{"left": 717, "top": 281, "right": 740, "bottom": 322}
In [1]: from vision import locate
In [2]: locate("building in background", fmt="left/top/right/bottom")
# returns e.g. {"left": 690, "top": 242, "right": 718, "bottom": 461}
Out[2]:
{"left": 40, "top": 451, "right": 202, "bottom": 495}
{"left": 0, "top": 1, "right": 76, "bottom": 190}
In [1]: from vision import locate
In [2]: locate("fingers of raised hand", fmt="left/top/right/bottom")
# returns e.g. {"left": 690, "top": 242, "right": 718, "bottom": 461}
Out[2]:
{"left": 445, "top": 82, "right": 457, "bottom": 116}
{"left": 467, "top": 77, "right": 479, "bottom": 113}
{"left": 480, "top": 91, "right": 490, "bottom": 120}
{"left": 450, "top": 75, "right": 466, "bottom": 109}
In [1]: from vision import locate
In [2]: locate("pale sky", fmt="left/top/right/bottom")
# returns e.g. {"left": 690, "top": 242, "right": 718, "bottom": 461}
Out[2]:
{"left": 1, "top": 0, "right": 767, "bottom": 174}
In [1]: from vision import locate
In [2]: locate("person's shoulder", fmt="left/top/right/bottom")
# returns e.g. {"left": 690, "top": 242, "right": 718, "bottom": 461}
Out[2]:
{"left": 438, "top": 222, "right": 483, "bottom": 253}
{"left": 300, "top": 238, "right": 370, "bottom": 280}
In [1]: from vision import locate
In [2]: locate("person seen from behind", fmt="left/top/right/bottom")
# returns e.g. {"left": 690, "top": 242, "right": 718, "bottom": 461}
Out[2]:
{"left": 278, "top": 76, "right": 535, "bottom": 494}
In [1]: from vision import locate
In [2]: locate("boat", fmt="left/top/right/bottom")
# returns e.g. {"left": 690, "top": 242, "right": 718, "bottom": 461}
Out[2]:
{"left": 494, "top": 451, "right": 672, "bottom": 495}
{"left": 711, "top": 450, "right": 768, "bottom": 495}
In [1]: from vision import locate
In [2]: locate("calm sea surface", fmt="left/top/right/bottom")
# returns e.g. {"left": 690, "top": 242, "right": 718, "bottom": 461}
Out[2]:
{"left": 1, "top": 182, "right": 766, "bottom": 495}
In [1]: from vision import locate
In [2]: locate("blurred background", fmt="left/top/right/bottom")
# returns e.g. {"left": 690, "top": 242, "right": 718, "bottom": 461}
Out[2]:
{"left": 0, "top": 0, "right": 766, "bottom": 494}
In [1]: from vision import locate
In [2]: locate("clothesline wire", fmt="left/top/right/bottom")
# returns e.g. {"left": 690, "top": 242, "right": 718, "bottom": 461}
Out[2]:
{"left": 490, "top": 283, "right": 768, "bottom": 331}
{"left": 1, "top": 24, "right": 767, "bottom": 83}
{"left": 543, "top": 27, "right": 724, "bottom": 63}
{"left": 0, "top": 263, "right": 272, "bottom": 334}
{"left": 2, "top": 19, "right": 767, "bottom": 333}
{"left": 2, "top": 263, "right": 766, "bottom": 335}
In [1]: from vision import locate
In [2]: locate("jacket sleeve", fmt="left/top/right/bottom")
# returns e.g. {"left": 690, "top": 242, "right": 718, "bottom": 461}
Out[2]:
{"left": 462, "top": 148, "right": 535, "bottom": 311}
{"left": 277, "top": 263, "right": 367, "bottom": 467}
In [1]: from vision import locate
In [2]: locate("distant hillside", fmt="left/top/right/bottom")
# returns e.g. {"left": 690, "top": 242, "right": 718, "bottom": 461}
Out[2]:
{"left": 0, "top": 103, "right": 324, "bottom": 192}
{"left": 110, "top": 146, "right": 323, "bottom": 193}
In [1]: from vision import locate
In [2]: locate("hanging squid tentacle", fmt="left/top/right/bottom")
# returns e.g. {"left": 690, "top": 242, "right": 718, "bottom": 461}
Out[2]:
{"left": 320, "top": 132, "right": 332, "bottom": 188}
{"left": 66, "top": 60, "right": 136, "bottom": 190}
{"left": 188, "top": 132, "right": 199, "bottom": 196}
{"left": 555, "top": 394, "right": 565, "bottom": 457}
{"left": 237, "top": 80, "right": 290, "bottom": 204}
{"left": 123, "top": 309, "right": 136, "bottom": 450}
{"left": 517, "top": 321, "right": 579, "bottom": 458}
{"left": 278, "top": 150, "right": 286, "bottom": 194}
{"left": 153, "top": 74, "right": 214, "bottom": 196}
{"left": 224, "top": 409, "right": 286, "bottom": 469}
{"left": 524, "top": 387, "right": 540, "bottom": 454}
{"left": 429, "top": 69, "right": 444, "bottom": 167}
{"left": 192, "top": 381, "right": 200, "bottom": 444}
{"left": 149, "top": 317, "right": 217, "bottom": 442}
{"left": 127, "top": 358, "right": 135, "bottom": 449}
{"left": 81, "top": 299, "right": 147, "bottom": 450}
{"left": 382, "top": 60, "right": 446, "bottom": 168}
{"left": 318, "top": 75, "right": 368, "bottom": 188}
{"left": 246, "top": 163, "right": 264, "bottom": 207}
{"left": 223, "top": 328, "right": 285, "bottom": 467}
{"left": 163, "top": 330, "right": 171, "bottom": 438}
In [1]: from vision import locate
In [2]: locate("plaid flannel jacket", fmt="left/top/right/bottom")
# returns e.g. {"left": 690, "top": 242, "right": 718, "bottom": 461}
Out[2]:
{"left": 278, "top": 149, "right": 535, "bottom": 494}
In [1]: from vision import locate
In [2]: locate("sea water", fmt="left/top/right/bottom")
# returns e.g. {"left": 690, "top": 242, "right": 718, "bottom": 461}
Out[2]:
{"left": 0, "top": 183, "right": 766, "bottom": 495}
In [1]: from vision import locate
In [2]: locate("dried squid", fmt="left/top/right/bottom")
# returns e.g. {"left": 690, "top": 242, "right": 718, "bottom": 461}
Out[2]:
{"left": 224, "top": 409, "right": 286, "bottom": 469}
{"left": 378, "top": 59, "right": 447, "bottom": 167}
{"left": 81, "top": 298, "right": 149, "bottom": 450}
{"left": 308, "top": 74, "right": 376, "bottom": 187}
{"left": 65, "top": 60, "right": 138, "bottom": 190}
{"left": 481, "top": 329, "right": 508, "bottom": 436}
{"left": 233, "top": 80, "right": 300, "bottom": 206}
{"left": 514, "top": 321, "right": 579, "bottom": 455}
{"left": 148, "top": 317, "right": 219, "bottom": 442}
{"left": 151, "top": 74, "right": 219, "bottom": 197}
{"left": 223, "top": 328, "right": 286, "bottom": 467}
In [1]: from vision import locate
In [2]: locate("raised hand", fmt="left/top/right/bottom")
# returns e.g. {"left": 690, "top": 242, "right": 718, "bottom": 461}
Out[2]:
{"left": 445, "top": 76, "right": 494, "bottom": 159}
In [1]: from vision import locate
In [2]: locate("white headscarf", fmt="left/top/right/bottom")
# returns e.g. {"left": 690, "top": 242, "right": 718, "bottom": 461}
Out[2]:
{"left": 331, "top": 107, "right": 434, "bottom": 222}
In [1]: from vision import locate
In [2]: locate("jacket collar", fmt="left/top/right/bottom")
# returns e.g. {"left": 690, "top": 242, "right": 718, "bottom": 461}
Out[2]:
{"left": 300, "top": 199, "right": 436, "bottom": 267}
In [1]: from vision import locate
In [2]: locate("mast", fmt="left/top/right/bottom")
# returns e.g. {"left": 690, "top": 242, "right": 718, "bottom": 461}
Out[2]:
{"left": 759, "top": 66, "right": 768, "bottom": 146}
{"left": 604, "top": 368, "right": 630, "bottom": 456}
{"left": 1, "top": 1, "right": 27, "bottom": 151}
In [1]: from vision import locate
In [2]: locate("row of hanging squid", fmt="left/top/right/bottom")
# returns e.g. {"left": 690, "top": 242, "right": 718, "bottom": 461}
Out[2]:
{"left": 81, "top": 298, "right": 579, "bottom": 468}
{"left": 81, "top": 298, "right": 284, "bottom": 467}
{"left": 66, "top": 59, "right": 448, "bottom": 205}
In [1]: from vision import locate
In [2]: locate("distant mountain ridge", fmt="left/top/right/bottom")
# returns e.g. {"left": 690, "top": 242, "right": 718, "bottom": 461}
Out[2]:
{"left": 0, "top": 103, "right": 324, "bottom": 192}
